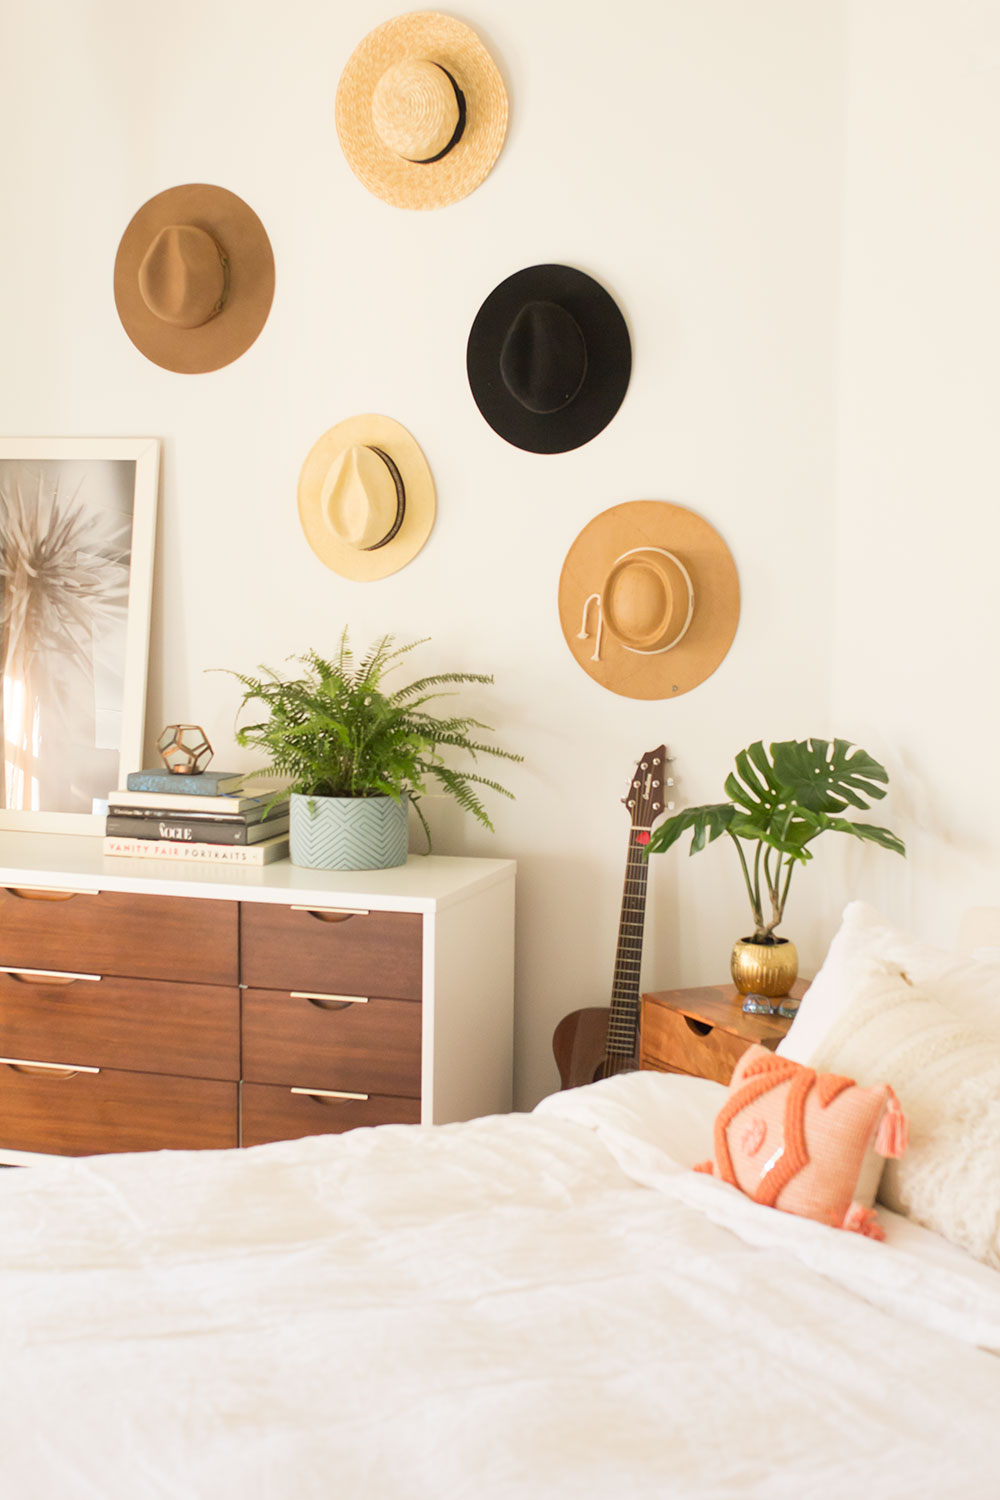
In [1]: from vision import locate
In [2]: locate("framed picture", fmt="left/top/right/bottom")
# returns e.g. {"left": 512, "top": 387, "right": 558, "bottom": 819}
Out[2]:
{"left": 0, "top": 437, "right": 159, "bottom": 835}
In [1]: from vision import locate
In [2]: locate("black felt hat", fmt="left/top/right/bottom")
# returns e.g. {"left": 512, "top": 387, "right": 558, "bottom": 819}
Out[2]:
{"left": 466, "top": 264, "right": 631, "bottom": 454}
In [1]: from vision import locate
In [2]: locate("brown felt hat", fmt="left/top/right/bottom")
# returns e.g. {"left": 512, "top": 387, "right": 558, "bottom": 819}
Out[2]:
{"left": 558, "top": 501, "right": 740, "bottom": 699}
{"left": 298, "top": 414, "right": 436, "bottom": 581}
{"left": 114, "top": 184, "right": 275, "bottom": 373}
{"left": 336, "top": 11, "right": 508, "bottom": 210}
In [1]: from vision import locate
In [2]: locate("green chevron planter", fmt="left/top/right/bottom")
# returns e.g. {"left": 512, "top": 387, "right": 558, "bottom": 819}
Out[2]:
{"left": 289, "top": 792, "right": 409, "bottom": 871}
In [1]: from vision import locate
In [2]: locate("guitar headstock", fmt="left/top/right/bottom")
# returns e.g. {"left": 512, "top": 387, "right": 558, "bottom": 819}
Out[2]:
{"left": 623, "top": 744, "right": 673, "bottom": 831}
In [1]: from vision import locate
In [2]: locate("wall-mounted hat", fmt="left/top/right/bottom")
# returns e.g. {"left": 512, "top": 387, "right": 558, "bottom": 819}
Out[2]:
{"left": 336, "top": 11, "right": 508, "bottom": 211}
{"left": 113, "top": 184, "right": 275, "bottom": 374}
{"left": 559, "top": 501, "right": 740, "bottom": 699}
{"left": 298, "top": 414, "right": 435, "bottom": 581}
{"left": 466, "top": 265, "right": 631, "bottom": 453}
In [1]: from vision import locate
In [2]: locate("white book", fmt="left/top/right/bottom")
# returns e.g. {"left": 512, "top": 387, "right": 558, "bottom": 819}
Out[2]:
{"left": 108, "top": 789, "right": 284, "bottom": 815}
{"left": 103, "top": 834, "right": 290, "bottom": 866}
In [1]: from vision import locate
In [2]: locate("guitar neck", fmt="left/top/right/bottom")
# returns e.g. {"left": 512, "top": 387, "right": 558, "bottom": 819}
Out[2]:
{"left": 606, "top": 826, "right": 651, "bottom": 1057}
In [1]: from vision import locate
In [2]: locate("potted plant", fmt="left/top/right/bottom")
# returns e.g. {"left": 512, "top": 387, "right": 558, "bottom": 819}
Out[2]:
{"left": 223, "top": 631, "right": 522, "bottom": 871}
{"left": 645, "top": 738, "right": 905, "bottom": 999}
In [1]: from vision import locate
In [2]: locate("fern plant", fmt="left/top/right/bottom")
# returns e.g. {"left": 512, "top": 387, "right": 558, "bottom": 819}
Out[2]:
{"left": 645, "top": 738, "right": 905, "bottom": 941}
{"left": 220, "top": 631, "right": 522, "bottom": 848}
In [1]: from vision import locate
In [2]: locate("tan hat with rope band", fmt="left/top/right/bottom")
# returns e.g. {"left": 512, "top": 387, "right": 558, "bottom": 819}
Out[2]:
{"left": 559, "top": 501, "right": 740, "bottom": 699}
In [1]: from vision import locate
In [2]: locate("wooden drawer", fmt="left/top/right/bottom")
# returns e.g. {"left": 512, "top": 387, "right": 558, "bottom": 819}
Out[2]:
{"left": 0, "top": 886, "right": 237, "bottom": 986}
{"left": 0, "top": 969, "right": 239, "bottom": 1081}
{"left": 242, "top": 989, "right": 421, "bottom": 1096}
{"left": 640, "top": 1000, "right": 752, "bottom": 1085}
{"left": 240, "top": 903, "right": 422, "bottom": 1000}
{"left": 0, "top": 1061, "right": 237, "bottom": 1155}
{"left": 241, "top": 1081, "right": 421, "bottom": 1147}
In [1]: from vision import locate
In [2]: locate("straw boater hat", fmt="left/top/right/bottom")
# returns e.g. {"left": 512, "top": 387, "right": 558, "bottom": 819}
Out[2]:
{"left": 467, "top": 264, "right": 631, "bottom": 453}
{"left": 335, "top": 11, "right": 508, "bottom": 211}
{"left": 558, "top": 501, "right": 740, "bottom": 699}
{"left": 114, "top": 184, "right": 275, "bottom": 374}
{"left": 297, "top": 415, "right": 435, "bottom": 581}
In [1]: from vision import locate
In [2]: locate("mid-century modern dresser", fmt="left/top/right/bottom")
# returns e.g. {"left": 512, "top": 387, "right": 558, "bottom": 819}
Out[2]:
{"left": 0, "top": 833, "right": 515, "bottom": 1161}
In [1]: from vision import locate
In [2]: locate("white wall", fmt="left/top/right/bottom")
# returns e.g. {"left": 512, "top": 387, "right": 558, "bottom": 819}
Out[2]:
{"left": 831, "top": 0, "right": 1000, "bottom": 940}
{"left": 0, "top": 1, "right": 847, "bottom": 1108}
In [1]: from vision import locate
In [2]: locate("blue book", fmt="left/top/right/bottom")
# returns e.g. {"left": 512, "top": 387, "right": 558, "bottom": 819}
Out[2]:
{"left": 126, "top": 769, "right": 245, "bottom": 795}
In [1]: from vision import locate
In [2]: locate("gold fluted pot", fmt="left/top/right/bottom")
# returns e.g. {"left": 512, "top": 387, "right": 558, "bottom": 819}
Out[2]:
{"left": 730, "top": 936, "right": 799, "bottom": 998}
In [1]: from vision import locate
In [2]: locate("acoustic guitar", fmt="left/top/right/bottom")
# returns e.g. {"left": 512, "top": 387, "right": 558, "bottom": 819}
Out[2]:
{"left": 552, "top": 744, "right": 671, "bottom": 1089}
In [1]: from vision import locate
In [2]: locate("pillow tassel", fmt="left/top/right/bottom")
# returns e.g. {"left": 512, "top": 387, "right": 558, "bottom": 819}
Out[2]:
{"left": 842, "top": 1201, "right": 886, "bottom": 1241}
{"left": 876, "top": 1087, "right": 908, "bottom": 1159}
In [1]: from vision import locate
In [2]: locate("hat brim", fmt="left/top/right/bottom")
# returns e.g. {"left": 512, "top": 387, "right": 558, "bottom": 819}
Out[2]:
{"left": 558, "top": 501, "right": 740, "bottom": 699}
{"left": 467, "top": 264, "right": 632, "bottom": 454}
{"left": 114, "top": 184, "right": 275, "bottom": 374}
{"left": 298, "top": 414, "right": 436, "bottom": 581}
{"left": 336, "top": 12, "right": 508, "bottom": 211}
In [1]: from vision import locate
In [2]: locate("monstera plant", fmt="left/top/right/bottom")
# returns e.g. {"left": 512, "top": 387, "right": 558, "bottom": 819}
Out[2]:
{"left": 645, "top": 738, "right": 905, "bottom": 998}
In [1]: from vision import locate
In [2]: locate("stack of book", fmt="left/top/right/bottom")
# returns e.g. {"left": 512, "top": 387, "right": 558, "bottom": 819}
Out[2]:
{"left": 104, "top": 768, "right": 290, "bottom": 865}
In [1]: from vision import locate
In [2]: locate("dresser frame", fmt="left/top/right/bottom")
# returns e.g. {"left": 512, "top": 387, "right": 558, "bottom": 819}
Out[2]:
{"left": 0, "top": 833, "right": 515, "bottom": 1162}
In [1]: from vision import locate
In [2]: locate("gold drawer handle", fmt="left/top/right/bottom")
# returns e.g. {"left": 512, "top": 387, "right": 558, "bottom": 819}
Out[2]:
{"left": 1, "top": 1055, "right": 100, "bottom": 1078}
{"left": 4, "top": 886, "right": 99, "bottom": 902}
{"left": 290, "top": 905, "right": 369, "bottom": 922}
{"left": 290, "top": 1087, "right": 369, "bottom": 1102}
{"left": 0, "top": 966, "right": 102, "bottom": 986}
{"left": 293, "top": 991, "right": 369, "bottom": 1009}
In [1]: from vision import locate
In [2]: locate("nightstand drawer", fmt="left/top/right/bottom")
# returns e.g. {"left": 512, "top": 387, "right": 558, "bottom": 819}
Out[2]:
{"left": 641, "top": 1000, "right": 752, "bottom": 1084}
{"left": 0, "top": 886, "right": 238, "bottom": 986}
{"left": 241, "top": 1082, "right": 421, "bottom": 1146}
{"left": 0, "top": 970, "right": 239, "bottom": 1081}
{"left": 240, "top": 904, "right": 422, "bottom": 999}
{"left": 242, "top": 989, "right": 421, "bottom": 1096}
{"left": 0, "top": 1062, "right": 237, "bottom": 1155}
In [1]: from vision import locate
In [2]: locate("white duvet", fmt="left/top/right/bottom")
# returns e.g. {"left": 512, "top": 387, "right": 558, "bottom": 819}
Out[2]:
{"left": 2, "top": 1072, "right": 999, "bottom": 1499}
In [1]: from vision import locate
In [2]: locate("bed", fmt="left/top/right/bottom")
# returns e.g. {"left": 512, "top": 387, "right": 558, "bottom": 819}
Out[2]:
{"left": 2, "top": 905, "right": 1000, "bottom": 1498}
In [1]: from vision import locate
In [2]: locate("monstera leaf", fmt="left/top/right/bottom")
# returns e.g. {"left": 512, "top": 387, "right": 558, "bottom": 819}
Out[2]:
{"left": 643, "top": 736, "right": 905, "bottom": 939}
{"left": 645, "top": 802, "right": 737, "bottom": 856}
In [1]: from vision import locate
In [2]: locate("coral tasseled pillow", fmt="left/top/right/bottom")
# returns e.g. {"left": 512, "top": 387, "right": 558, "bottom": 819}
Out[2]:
{"left": 696, "top": 1045, "right": 907, "bottom": 1240}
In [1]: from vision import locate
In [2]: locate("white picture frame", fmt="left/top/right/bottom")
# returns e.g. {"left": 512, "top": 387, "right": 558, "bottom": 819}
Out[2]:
{"left": 0, "top": 437, "right": 160, "bottom": 835}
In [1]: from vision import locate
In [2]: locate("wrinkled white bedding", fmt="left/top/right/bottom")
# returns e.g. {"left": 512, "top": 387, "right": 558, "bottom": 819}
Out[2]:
{"left": 2, "top": 1071, "right": 999, "bottom": 1499}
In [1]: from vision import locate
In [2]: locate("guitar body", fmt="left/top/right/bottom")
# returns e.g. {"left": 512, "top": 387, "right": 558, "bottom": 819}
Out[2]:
{"left": 552, "top": 1007, "right": 639, "bottom": 1090}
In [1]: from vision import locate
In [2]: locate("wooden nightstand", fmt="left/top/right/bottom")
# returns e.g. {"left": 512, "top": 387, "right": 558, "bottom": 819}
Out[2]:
{"left": 640, "top": 982, "right": 807, "bottom": 1086}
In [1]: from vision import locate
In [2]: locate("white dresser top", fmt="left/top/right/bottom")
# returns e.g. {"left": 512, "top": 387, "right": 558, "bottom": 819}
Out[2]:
{"left": 0, "top": 832, "right": 515, "bottom": 914}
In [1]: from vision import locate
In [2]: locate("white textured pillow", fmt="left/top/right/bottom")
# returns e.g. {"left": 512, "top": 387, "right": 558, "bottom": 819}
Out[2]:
{"left": 779, "top": 901, "right": 1000, "bottom": 1064}
{"left": 810, "top": 960, "right": 1000, "bottom": 1269}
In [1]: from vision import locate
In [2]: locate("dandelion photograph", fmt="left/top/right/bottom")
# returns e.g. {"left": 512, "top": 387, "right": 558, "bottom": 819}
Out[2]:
{"left": 0, "top": 439, "right": 159, "bottom": 832}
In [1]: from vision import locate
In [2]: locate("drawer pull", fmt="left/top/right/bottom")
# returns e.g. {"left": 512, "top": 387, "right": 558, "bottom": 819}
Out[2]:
{"left": 289, "top": 905, "right": 370, "bottom": 922}
{"left": 684, "top": 1017, "right": 714, "bottom": 1038}
{"left": 1, "top": 1055, "right": 100, "bottom": 1078}
{"left": 290, "top": 1087, "right": 369, "bottom": 1102}
{"left": 4, "top": 886, "right": 99, "bottom": 902}
{"left": 293, "top": 991, "right": 369, "bottom": 1009}
{"left": 0, "top": 966, "right": 102, "bottom": 986}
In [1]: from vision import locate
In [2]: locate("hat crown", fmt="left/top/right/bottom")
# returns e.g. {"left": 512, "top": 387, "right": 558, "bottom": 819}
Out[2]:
{"left": 137, "top": 223, "right": 228, "bottom": 329}
{"left": 371, "top": 58, "right": 461, "bottom": 163}
{"left": 321, "top": 444, "right": 404, "bottom": 552}
{"left": 499, "top": 300, "right": 588, "bottom": 415}
{"left": 601, "top": 549, "right": 695, "bottom": 653}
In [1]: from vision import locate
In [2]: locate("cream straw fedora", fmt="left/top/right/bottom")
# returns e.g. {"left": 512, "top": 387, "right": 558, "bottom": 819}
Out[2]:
{"left": 558, "top": 501, "right": 740, "bottom": 699}
{"left": 113, "top": 184, "right": 275, "bottom": 373}
{"left": 297, "top": 415, "right": 436, "bottom": 581}
{"left": 336, "top": 11, "right": 508, "bottom": 210}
